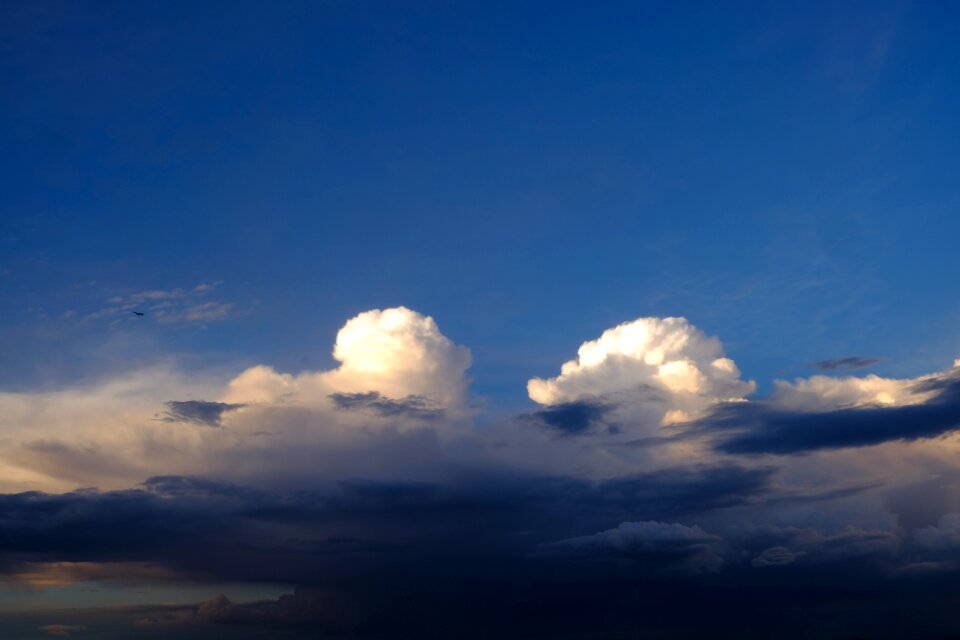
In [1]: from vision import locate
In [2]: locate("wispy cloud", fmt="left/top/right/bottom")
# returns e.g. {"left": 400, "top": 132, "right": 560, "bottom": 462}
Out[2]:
{"left": 329, "top": 391, "right": 444, "bottom": 420}
{"left": 38, "top": 625, "right": 86, "bottom": 637}
{"left": 159, "top": 400, "right": 246, "bottom": 427}
{"left": 86, "top": 282, "right": 234, "bottom": 324}
{"left": 814, "top": 356, "right": 883, "bottom": 371}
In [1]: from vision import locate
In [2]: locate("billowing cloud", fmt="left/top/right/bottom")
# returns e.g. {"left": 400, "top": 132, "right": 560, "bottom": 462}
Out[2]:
{"left": 6, "top": 306, "right": 960, "bottom": 638}
{"left": 0, "top": 307, "right": 474, "bottom": 491}
{"left": 224, "top": 306, "right": 471, "bottom": 411}
{"left": 527, "top": 317, "right": 755, "bottom": 429}
{"left": 769, "top": 371, "right": 940, "bottom": 412}
{"left": 704, "top": 365, "right": 960, "bottom": 455}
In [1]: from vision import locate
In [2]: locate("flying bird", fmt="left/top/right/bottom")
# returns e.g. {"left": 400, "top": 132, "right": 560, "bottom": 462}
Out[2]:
{"left": 132, "top": 311, "right": 145, "bottom": 317}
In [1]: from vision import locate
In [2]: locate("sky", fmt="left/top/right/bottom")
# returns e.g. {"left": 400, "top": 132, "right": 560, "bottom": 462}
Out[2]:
{"left": 2, "top": 1, "right": 960, "bottom": 638}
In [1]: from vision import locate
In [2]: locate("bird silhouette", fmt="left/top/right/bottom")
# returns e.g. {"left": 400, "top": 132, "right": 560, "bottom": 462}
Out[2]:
{"left": 132, "top": 311, "right": 145, "bottom": 317}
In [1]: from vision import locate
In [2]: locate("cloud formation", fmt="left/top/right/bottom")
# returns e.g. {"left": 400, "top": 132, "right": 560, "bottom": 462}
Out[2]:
{"left": 329, "top": 391, "right": 444, "bottom": 420}
{"left": 540, "top": 520, "right": 723, "bottom": 574}
{"left": 527, "top": 317, "right": 755, "bottom": 429}
{"left": 160, "top": 400, "right": 245, "bottom": 427}
{"left": 38, "top": 625, "right": 85, "bottom": 637}
{"left": 815, "top": 356, "right": 883, "bottom": 371}
{"left": 520, "top": 399, "right": 615, "bottom": 436}
{"left": 706, "top": 366, "right": 960, "bottom": 455}
{"left": 224, "top": 306, "right": 471, "bottom": 411}
{"left": 4, "top": 308, "right": 960, "bottom": 638}
{"left": 85, "top": 282, "right": 234, "bottom": 324}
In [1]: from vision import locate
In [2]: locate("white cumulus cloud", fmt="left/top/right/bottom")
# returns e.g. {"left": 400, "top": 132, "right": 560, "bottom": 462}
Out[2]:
{"left": 769, "top": 371, "right": 941, "bottom": 412}
{"left": 0, "top": 307, "right": 474, "bottom": 492}
{"left": 527, "top": 316, "right": 755, "bottom": 426}
{"left": 224, "top": 307, "right": 471, "bottom": 410}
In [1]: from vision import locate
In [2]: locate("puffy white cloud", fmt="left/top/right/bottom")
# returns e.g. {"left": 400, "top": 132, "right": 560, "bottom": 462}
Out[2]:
{"left": 769, "top": 372, "right": 938, "bottom": 412}
{"left": 0, "top": 307, "right": 474, "bottom": 492}
{"left": 224, "top": 307, "right": 471, "bottom": 411}
{"left": 0, "top": 366, "right": 225, "bottom": 492}
{"left": 527, "top": 316, "right": 755, "bottom": 427}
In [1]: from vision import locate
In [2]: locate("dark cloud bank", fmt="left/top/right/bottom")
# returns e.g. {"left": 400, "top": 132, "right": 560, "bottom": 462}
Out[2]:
{"left": 520, "top": 399, "right": 618, "bottom": 436}
{"left": 329, "top": 392, "right": 444, "bottom": 420}
{"left": 8, "top": 372, "right": 960, "bottom": 638}
{"left": 704, "top": 372, "right": 960, "bottom": 455}
{"left": 4, "top": 462, "right": 960, "bottom": 639}
{"left": 161, "top": 400, "right": 246, "bottom": 427}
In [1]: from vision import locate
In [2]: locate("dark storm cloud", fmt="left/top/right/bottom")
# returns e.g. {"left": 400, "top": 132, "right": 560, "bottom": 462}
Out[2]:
{"left": 706, "top": 373, "right": 960, "bottom": 455}
{"left": 0, "top": 464, "right": 773, "bottom": 577}
{"left": 519, "top": 399, "right": 616, "bottom": 436}
{"left": 814, "top": 356, "right": 884, "bottom": 371}
{"left": 160, "top": 400, "right": 245, "bottom": 427}
{"left": 329, "top": 391, "right": 444, "bottom": 420}
{"left": 4, "top": 464, "right": 960, "bottom": 639}
{"left": 536, "top": 520, "right": 724, "bottom": 575}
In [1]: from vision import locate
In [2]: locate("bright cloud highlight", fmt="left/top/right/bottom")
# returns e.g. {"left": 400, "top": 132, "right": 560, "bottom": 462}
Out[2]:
{"left": 527, "top": 316, "right": 755, "bottom": 427}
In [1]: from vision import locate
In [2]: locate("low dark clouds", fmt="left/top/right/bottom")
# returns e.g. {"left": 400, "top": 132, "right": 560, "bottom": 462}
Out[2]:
{"left": 160, "top": 400, "right": 245, "bottom": 427}
{"left": 520, "top": 399, "right": 616, "bottom": 436}
{"left": 537, "top": 520, "right": 723, "bottom": 575}
{"left": 814, "top": 356, "right": 883, "bottom": 371}
{"left": 707, "top": 373, "right": 960, "bottom": 455}
{"left": 329, "top": 391, "right": 443, "bottom": 420}
{"left": 4, "top": 464, "right": 960, "bottom": 638}
{"left": 0, "top": 464, "right": 772, "bottom": 581}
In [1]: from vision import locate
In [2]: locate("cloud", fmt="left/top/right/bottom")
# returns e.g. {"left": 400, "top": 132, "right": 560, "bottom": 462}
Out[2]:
{"left": 86, "top": 282, "right": 233, "bottom": 324}
{"left": 0, "top": 366, "right": 226, "bottom": 492}
{"left": 740, "top": 524, "right": 902, "bottom": 566}
{"left": 519, "top": 399, "right": 615, "bottom": 436}
{"left": 814, "top": 357, "right": 883, "bottom": 371}
{"left": 0, "top": 562, "right": 188, "bottom": 591}
{"left": 540, "top": 520, "right": 723, "bottom": 573}
{"left": 38, "top": 625, "right": 85, "bottom": 637}
{"left": 0, "top": 307, "right": 476, "bottom": 491}
{"left": 179, "top": 301, "right": 233, "bottom": 323}
{"left": 133, "top": 594, "right": 240, "bottom": 628}
{"left": 528, "top": 317, "right": 755, "bottom": 430}
{"left": 0, "top": 466, "right": 957, "bottom": 639}
{"left": 769, "top": 372, "right": 936, "bottom": 412}
{"left": 0, "top": 464, "right": 773, "bottom": 584}
{"left": 751, "top": 546, "right": 806, "bottom": 567}
{"left": 224, "top": 307, "right": 471, "bottom": 411}
{"left": 9, "top": 306, "right": 960, "bottom": 637}
{"left": 160, "top": 400, "right": 245, "bottom": 427}
{"left": 131, "top": 590, "right": 358, "bottom": 630}
{"left": 911, "top": 513, "right": 960, "bottom": 553}
{"left": 329, "top": 392, "right": 443, "bottom": 420}
{"left": 707, "top": 368, "right": 960, "bottom": 455}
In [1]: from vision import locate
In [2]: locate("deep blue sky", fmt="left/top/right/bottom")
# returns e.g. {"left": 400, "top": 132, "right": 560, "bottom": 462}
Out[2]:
{"left": 2, "top": 0, "right": 959, "bottom": 405}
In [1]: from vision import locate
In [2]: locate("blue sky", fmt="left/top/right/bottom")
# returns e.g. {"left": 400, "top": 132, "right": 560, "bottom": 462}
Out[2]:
{"left": 3, "top": 0, "right": 959, "bottom": 405}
